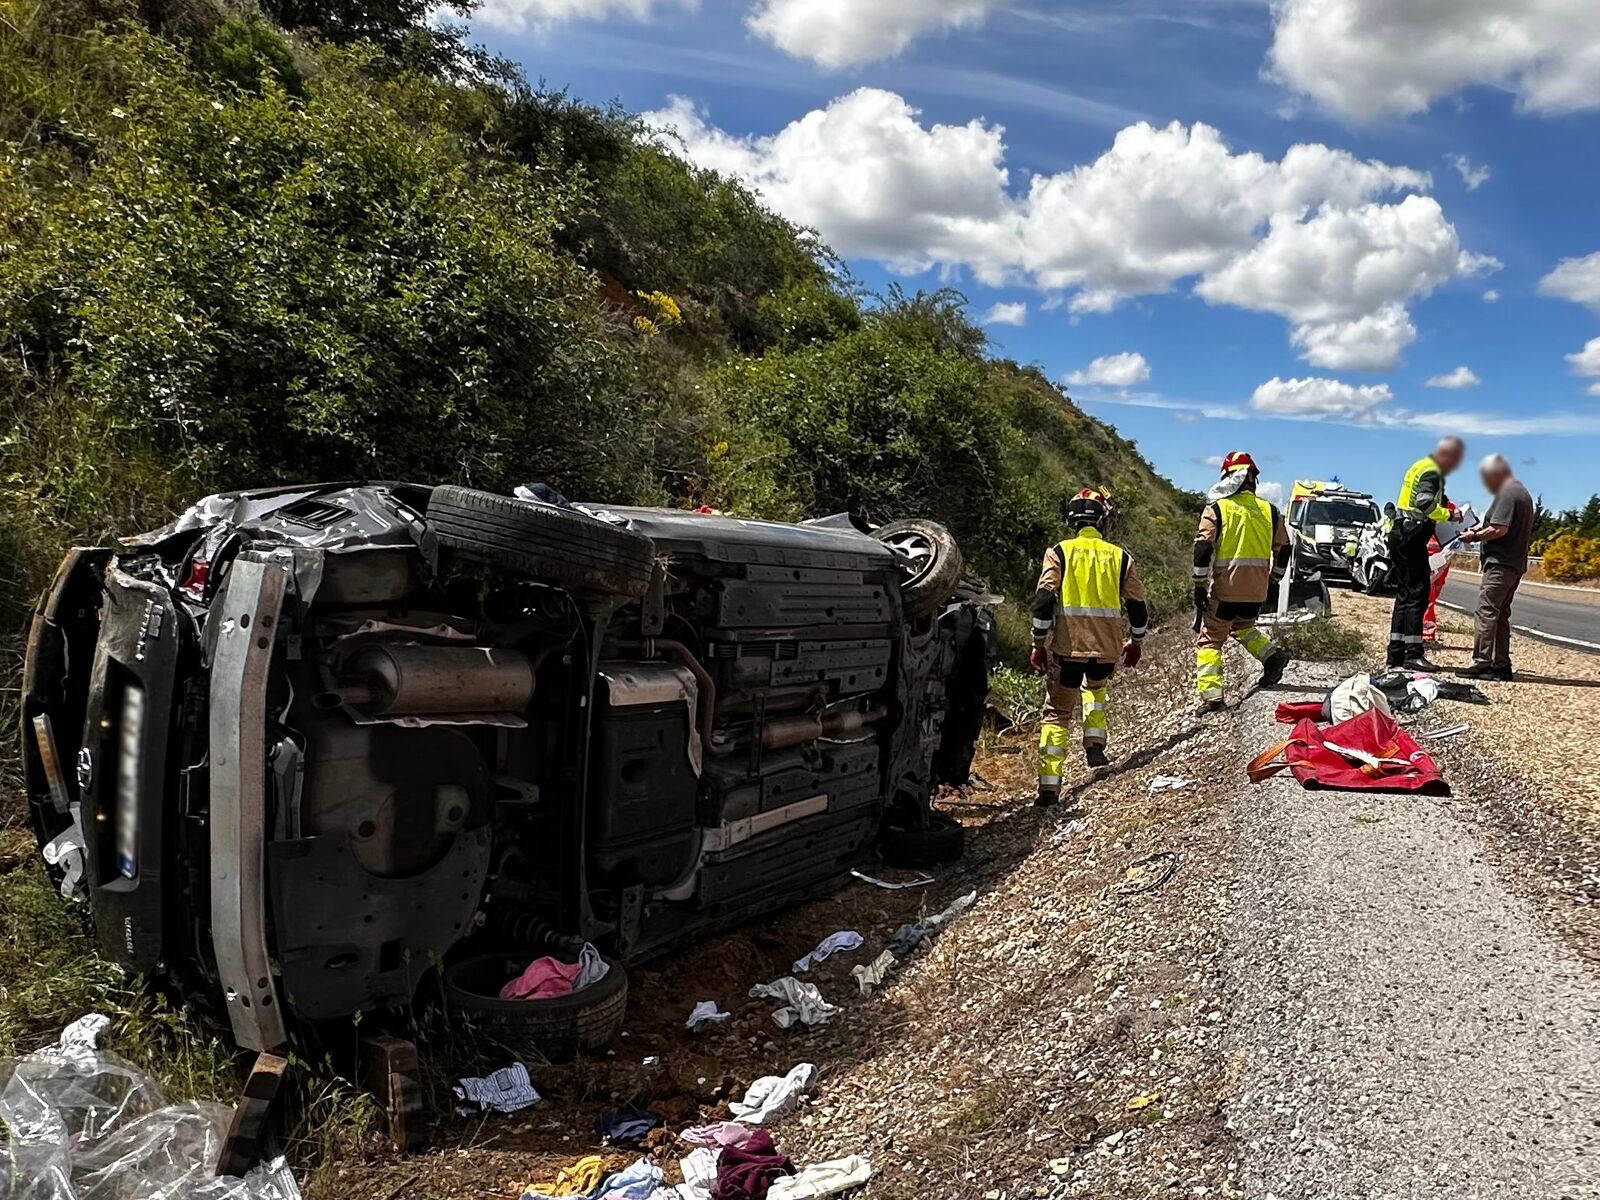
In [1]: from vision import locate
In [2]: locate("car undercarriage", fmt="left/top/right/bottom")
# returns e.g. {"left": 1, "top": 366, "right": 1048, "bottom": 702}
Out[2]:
{"left": 22, "top": 483, "right": 993, "bottom": 1065}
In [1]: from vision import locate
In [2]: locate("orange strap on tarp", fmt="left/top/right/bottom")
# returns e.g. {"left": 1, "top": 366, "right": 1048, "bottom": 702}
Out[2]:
{"left": 1247, "top": 738, "right": 1299, "bottom": 783}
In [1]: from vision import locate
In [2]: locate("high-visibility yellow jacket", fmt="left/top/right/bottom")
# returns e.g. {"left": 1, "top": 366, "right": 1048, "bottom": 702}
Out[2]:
{"left": 1032, "top": 527, "right": 1148, "bottom": 662}
{"left": 1195, "top": 492, "right": 1289, "bottom": 603}
{"left": 1396, "top": 455, "right": 1450, "bottom": 522}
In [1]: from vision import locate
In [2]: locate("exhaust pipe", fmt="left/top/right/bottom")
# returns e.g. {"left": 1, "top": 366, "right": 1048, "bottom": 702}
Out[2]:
{"left": 330, "top": 645, "right": 535, "bottom": 716}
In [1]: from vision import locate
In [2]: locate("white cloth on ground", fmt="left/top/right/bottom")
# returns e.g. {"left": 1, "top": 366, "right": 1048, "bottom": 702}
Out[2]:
{"left": 748, "top": 977, "right": 839, "bottom": 1028}
{"left": 1328, "top": 674, "right": 1392, "bottom": 723}
{"left": 886, "top": 890, "right": 977, "bottom": 957}
{"left": 851, "top": 950, "right": 895, "bottom": 995}
{"left": 685, "top": 1000, "right": 732, "bottom": 1032}
{"left": 673, "top": 1147, "right": 720, "bottom": 1199}
{"left": 766, "top": 1157, "right": 872, "bottom": 1200}
{"left": 729, "top": 1063, "right": 819, "bottom": 1126}
{"left": 453, "top": 1062, "right": 540, "bottom": 1114}
{"left": 1146, "top": 775, "right": 1191, "bottom": 793}
{"left": 791, "top": 931, "right": 863, "bottom": 973}
{"left": 574, "top": 942, "right": 610, "bottom": 990}
{"left": 597, "top": 1157, "right": 663, "bottom": 1200}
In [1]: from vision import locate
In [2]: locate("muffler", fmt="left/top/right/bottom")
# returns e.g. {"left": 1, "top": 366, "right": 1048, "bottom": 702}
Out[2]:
{"left": 333, "top": 645, "right": 535, "bottom": 716}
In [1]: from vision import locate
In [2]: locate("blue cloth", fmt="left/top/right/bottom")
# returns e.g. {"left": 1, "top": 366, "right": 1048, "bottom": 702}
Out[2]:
{"left": 595, "top": 1108, "right": 661, "bottom": 1143}
{"left": 597, "top": 1157, "right": 663, "bottom": 1199}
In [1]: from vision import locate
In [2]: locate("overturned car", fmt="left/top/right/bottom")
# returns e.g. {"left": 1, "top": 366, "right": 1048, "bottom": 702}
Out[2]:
{"left": 22, "top": 484, "right": 992, "bottom": 1057}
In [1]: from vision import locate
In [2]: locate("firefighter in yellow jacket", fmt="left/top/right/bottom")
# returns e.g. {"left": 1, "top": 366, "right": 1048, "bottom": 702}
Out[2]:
{"left": 1030, "top": 489, "right": 1149, "bottom": 806}
{"left": 1193, "top": 451, "right": 1292, "bottom": 713}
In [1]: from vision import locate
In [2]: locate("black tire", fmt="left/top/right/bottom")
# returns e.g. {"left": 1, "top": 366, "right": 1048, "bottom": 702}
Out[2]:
{"left": 875, "top": 519, "right": 963, "bottom": 620}
{"left": 880, "top": 809, "right": 965, "bottom": 868}
{"left": 443, "top": 952, "right": 628, "bottom": 1062}
{"left": 427, "top": 487, "right": 655, "bottom": 598}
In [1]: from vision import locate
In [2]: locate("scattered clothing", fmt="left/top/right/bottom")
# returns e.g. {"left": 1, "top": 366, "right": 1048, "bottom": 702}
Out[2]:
{"left": 595, "top": 1109, "right": 661, "bottom": 1144}
{"left": 454, "top": 1062, "right": 540, "bottom": 1115}
{"left": 1248, "top": 708, "right": 1449, "bottom": 795}
{"left": 886, "top": 891, "right": 978, "bottom": 957}
{"left": 766, "top": 1157, "right": 872, "bottom": 1200}
{"left": 682, "top": 1122, "right": 759, "bottom": 1150}
{"left": 500, "top": 943, "right": 608, "bottom": 1000}
{"left": 598, "top": 1157, "right": 665, "bottom": 1200}
{"left": 729, "top": 1063, "right": 818, "bottom": 1126}
{"left": 523, "top": 1155, "right": 606, "bottom": 1199}
{"left": 791, "top": 931, "right": 863, "bottom": 974}
{"left": 1146, "top": 775, "right": 1192, "bottom": 793}
{"left": 851, "top": 950, "right": 895, "bottom": 995}
{"left": 681, "top": 1148, "right": 721, "bottom": 1194}
{"left": 748, "top": 978, "right": 839, "bottom": 1029}
{"left": 710, "top": 1129, "right": 794, "bottom": 1200}
{"left": 849, "top": 869, "right": 933, "bottom": 890}
{"left": 686, "top": 1001, "right": 732, "bottom": 1032}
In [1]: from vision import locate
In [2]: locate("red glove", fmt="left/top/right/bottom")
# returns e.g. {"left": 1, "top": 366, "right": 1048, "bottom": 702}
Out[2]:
{"left": 1030, "top": 647, "right": 1049, "bottom": 675}
{"left": 1121, "top": 641, "right": 1142, "bottom": 669}
{"left": 1447, "top": 502, "right": 1460, "bottom": 520}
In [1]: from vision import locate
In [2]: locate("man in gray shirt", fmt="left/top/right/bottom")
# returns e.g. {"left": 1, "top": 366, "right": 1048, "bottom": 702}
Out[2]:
{"left": 1459, "top": 455, "right": 1534, "bottom": 680}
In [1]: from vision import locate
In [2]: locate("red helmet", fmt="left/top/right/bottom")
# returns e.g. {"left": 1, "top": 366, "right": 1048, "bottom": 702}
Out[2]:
{"left": 1220, "top": 450, "right": 1258, "bottom": 476}
{"left": 1065, "top": 487, "right": 1111, "bottom": 529}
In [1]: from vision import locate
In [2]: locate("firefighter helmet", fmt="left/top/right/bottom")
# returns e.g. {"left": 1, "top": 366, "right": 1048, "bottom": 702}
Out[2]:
{"left": 1065, "top": 487, "right": 1111, "bottom": 531}
{"left": 1220, "top": 450, "right": 1258, "bottom": 476}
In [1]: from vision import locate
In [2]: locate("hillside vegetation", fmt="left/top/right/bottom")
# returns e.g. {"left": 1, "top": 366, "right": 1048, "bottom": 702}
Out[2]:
{"left": 0, "top": 0, "right": 1198, "bottom": 651}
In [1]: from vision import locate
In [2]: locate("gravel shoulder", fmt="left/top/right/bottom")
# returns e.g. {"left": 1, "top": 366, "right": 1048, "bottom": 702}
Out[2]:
{"left": 1224, "top": 658, "right": 1600, "bottom": 1199}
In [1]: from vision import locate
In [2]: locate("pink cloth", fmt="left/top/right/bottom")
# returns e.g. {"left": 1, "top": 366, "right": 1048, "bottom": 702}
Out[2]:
{"left": 499, "top": 955, "right": 582, "bottom": 999}
{"left": 681, "top": 1122, "right": 758, "bottom": 1150}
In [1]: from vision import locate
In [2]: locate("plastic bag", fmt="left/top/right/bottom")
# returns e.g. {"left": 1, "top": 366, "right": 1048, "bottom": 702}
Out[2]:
{"left": 0, "top": 1015, "right": 297, "bottom": 1200}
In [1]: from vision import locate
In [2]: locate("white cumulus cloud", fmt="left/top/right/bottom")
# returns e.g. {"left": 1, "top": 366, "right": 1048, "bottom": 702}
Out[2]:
{"left": 645, "top": 94, "right": 1487, "bottom": 370}
{"left": 1539, "top": 251, "right": 1600, "bottom": 312}
{"left": 981, "top": 301, "right": 1027, "bottom": 327}
{"left": 747, "top": 0, "right": 994, "bottom": 68}
{"left": 1566, "top": 337, "right": 1600, "bottom": 395}
{"left": 1065, "top": 352, "right": 1151, "bottom": 389}
{"left": 1269, "top": 0, "right": 1600, "bottom": 121}
{"left": 1251, "top": 376, "right": 1395, "bottom": 420}
{"left": 1257, "top": 480, "right": 1287, "bottom": 507}
{"left": 1483, "top": 289, "right": 1501, "bottom": 302}
{"left": 475, "top": 0, "right": 690, "bottom": 32}
{"left": 1425, "top": 365, "right": 1482, "bottom": 389}
{"left": 1447, "top": 153, "right": 1491, "bottom": 190}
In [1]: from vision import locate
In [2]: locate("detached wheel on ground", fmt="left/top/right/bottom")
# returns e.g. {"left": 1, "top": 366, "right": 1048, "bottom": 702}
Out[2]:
{"left": 880, "top": 809, "right": 965, "bottom": 868}
{"left": 443, "top": 953, "right": 628, "bottom": 1061}
{"left": 875, "top": 519, "right": 963, "bottom": 620}
{"left": 427, "top": 486, "right": 656, "bottom": 598}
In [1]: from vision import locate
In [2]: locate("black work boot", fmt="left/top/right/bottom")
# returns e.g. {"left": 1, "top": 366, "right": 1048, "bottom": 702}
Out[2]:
{"left": 1085, "top": 744, "right": 1110, "bottom": 770}
{"left": 1196, "top": 698, "right": 1226, "bottom": 716}
{"left": 1460, "top": 661, "right": 1512, "bottom": 681}
{"left": 1259, "top": 646, "right": 1290, "bottom": 686}
{"left": 1402, "top": 653, "right": 1441, "bottom": 672}
{"left": 1034, "top": 787, "right": 1060, "bottom": 808}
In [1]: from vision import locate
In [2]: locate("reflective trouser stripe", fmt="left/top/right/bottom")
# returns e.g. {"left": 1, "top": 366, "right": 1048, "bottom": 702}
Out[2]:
{"left": 1236, "top": 626, "right": 1273, "bottom": 660}
{"left": 1082, "top": 687, "right": 1109, "bottom": 744}
{"left": 1059, "top": 605, "right": 1123, "bottom": 619}
{"left": 1215, "top": 557, "right": 1271, "bottom": 569}
{"left": 1196, "top": 649, "right": 1225, "bottom": 698}
{"left": 1039, "top": 724, "right": 1069, "bottom": 789}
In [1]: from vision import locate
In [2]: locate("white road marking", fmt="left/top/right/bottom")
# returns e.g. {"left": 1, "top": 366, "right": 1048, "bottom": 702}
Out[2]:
{"left": 1436, "top": 599, "right": 1600, "bottom": 652}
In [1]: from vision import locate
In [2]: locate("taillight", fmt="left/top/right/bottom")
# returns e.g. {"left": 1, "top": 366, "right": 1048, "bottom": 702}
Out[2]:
{"left": 179, "top": 559, "right": 211, "bottom": 600}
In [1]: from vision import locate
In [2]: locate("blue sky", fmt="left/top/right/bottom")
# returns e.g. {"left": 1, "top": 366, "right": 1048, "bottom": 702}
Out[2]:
{"left": 469, "top": 0, "right": 1600, "bottom": 513}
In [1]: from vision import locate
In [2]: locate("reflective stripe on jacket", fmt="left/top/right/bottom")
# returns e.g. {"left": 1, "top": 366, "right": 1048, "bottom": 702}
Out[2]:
{"left": 1035, "top": 528, "right": 1145, "bottom": 662}
{"left": 1397, "top": 456, "right": 1449, "bottom": 522}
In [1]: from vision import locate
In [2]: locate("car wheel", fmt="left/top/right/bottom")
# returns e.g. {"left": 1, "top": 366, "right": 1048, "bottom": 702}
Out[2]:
{"left": 427, "top": 487, "right": 656, "bottom": 598}
{"left": 880, "top": 809, "right": 965, "bottom": 868}
{"left": 875, "top": 519, "right": 963, "bottom": 621}
{"left": 1366, "top": 564, "right": 1389, "bottom": 595}
{"left": 443, "top": 952, "right": 628, "bottom": 1061}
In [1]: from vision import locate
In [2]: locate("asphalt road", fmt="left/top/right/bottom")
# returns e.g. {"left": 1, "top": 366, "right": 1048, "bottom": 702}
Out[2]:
{"left": 1440, "top": 574, "right": 1600, "bottom": 650}
{"left": 1227, "top": 664, "right": 1600, "bottom": 1199}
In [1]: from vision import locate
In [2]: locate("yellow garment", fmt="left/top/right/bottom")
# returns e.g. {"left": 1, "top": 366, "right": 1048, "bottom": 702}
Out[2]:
{"left": 1194, "top": 606, "right": 1276, "bottom": 699}
{"left": 1034, "top": 527, "right": 1144, "bottom": 662}
{"left": 1397, "top": 456, "right": 1450, "bottom": 522}
{"left": 532, "top": 1155, "right": 606, "bottom": 1198}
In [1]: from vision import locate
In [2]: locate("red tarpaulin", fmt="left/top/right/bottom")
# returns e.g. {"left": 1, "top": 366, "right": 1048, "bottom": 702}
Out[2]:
{"left": 1248, "top": 707, "right": 1449, "bottom": 795}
